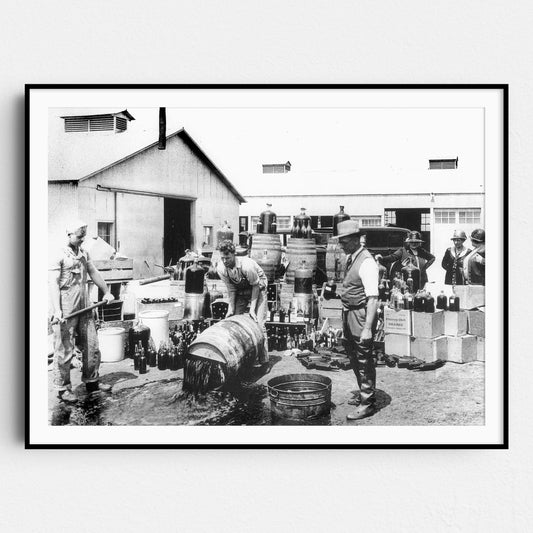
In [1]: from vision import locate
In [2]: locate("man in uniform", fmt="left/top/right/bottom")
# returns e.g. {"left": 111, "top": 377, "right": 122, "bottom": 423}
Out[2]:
{"left": 49, "top": 221, "right": 115, "bottom": 403}
{"left": 337, "top": 220, "right": 380, "bottom": 420}
{"left": 216, "top": 239, "right": 269, "bottom": 364}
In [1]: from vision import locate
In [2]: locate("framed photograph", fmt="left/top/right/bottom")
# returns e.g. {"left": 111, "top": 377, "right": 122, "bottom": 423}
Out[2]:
{"left": 26, "top": 84, "right": 508, "bottom": 448}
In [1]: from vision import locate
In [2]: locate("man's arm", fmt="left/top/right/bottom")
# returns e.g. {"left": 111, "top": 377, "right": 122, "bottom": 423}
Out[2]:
{"left": 361, "top": 296, "right": 379, "bottom": 342}
{"left": 48, "top": 270, "right": 62, "bottom": 323}
{"left": 249, "top": 284, "right": 261, "bottom": 321}
{"left": 86, "top": 262, "right": 114, "bottom": 302}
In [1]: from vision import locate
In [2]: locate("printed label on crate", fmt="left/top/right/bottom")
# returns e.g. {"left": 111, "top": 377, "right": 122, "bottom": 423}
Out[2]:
{"left": 384, "top": 308, "right": 412, "bottom": 335}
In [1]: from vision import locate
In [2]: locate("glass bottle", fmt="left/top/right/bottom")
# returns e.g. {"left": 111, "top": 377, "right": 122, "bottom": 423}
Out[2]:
{"left": 332, "top": 205, "right": 350, "bottom": 237}
{"left": 448, "top": 288, "right": 460, "bottom": 311}
{"left": 259, "top": 203, "right": 277, "bottom": 234}
{"left": 413, "top": 290, "right": 426, "bottom": 312}
{"left": 185, "top": 258, "right": 205, "bottom": 294}
{"left": 157, "top": 341, "right": 168, "bottom": 371}
{"left": 138, "top": 345, "right": 147, "bottom": 374}
{"left": 133, "top": 342, "right": 140, "bottom": 370}
{"left": 424, "top": 292, "right": 435, "bottom": 313}
{"left": 128, "top": 320, "right": 151, "bottom": 358}
{"left": 403, "top": 291, "right": 414, "bottom": 310}
{"left": 436, "top": 291, "right": 448, "bottom": 311}
{"left": 148, "top": 338, "right": 157, "bottom": 367}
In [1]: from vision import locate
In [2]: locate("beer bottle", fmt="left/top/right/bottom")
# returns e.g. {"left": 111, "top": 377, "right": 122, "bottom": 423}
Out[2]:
{"left": 133, "top": 341, "right": 141, "bottom": 370}
{"left": 138, "top": 346, "right": 147, "bottom": 374}
{"left": 157, "top": 341, "right": 168, "bottom": 371}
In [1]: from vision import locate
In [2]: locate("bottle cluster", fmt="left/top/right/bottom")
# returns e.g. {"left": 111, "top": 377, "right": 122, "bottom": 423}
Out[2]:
{"left": 266, "top": 324, "right": 318, "bottom": 352}
{"left": 131, "top": 319, "right": 210, "bottom": 375}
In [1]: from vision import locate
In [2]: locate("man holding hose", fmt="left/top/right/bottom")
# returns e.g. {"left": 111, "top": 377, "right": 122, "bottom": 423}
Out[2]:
{"left": 216, "top": 240, "right": 269, "bottom": 365}
{"left": 49, "top": 220, "right": 114, "bottom": 403}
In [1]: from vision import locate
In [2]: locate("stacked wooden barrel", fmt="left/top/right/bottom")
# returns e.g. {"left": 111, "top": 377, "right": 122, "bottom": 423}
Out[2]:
{"left": 285, "top": 237, "right": 317, "bottom": 284}
{"left": 250, "top": 233, "right": 282, "bottom": 282}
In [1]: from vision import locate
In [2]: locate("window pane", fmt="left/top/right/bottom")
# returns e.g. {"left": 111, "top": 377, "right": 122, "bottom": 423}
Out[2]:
{"left": 203, "top": 226, "right": 212, "bottom": 246}
{"left": 97, "top": 222, "right": 113, "bottom": 245}
{"left": 251, "top": 216, "right": 259, "bottom": 233}
{"left": 276, "top": 216, "right": 291, "bottom": 231}
{"left": 435, "top": 209, "right": 456, "bottom": 224}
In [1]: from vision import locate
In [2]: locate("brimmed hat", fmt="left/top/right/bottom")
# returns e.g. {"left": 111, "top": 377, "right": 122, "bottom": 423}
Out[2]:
{"left": 451, "top": 229, "right": 467, "bottom": 241}
{"left": 470, "top": 228, "right": 485, "bottom": 243}
{"left": 405, "top": 230, "right": 424, "bottom": 243}
{"left": 336, "top": 219, "right": 361, "bottom": 240}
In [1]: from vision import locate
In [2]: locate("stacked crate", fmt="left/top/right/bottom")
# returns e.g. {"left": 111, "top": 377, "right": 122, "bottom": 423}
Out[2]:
{"left": 411, "top": 310, "right": 446, "bottom": 362}
{"left": 384, "top": 308, "right": 413, "bottom": 357}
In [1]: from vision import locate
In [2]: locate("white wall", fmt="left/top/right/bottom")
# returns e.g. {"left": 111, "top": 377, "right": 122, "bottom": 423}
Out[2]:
{"left": 4, "top": 3, "right": 530, "bottom": 533}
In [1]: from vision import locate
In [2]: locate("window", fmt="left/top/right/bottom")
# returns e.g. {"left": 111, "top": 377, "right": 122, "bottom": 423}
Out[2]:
{"left": 203, "top": 226, "right": 213, "bottom": 246}
{"left": 251, "top": 216, "right": 260, "bottom": 233}
{"left": 421, "top": 212, "right": 431, "bottom": 231}
{"left": 239, "top": 216, "right": 248, "bottom": 233}
{"left": 384, "top": 209, "right": 396, "bottom": 225}
{"left": 97, "top": 222, "right": 114, "bottom": 246}
{"left": 435, "top": 209, "right": 457, "bottom": 224}
{"left": 351, "top": 216, "right": 381, "bottom": 227}
{"left": 458, "top": 209, "right": 481, "bottom": 224}
{"left": 429, "top": 158, "right": 458, "bottom": 169}
{"left": 276, "top": 216, "right": 292, "bottom": 231}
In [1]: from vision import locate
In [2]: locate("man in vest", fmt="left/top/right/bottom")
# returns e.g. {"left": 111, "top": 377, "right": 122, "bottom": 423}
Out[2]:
{"left": 49, "top": 220, "right": 115, "bottom": 403}
{"left": 337, "top": 220, "right": 380, "bottom": 420}
{"left": 216, "top": 239, "right": 269, "bottom": 364}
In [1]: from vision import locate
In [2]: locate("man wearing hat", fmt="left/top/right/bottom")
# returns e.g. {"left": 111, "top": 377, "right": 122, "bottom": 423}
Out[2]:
{"left": 375, "top": 230, "right": 435, "bottom": 292}
{"left": 337, "top": 219, "right": 380, "bottom": 420}
{"left": 464, "top": 229, "right": 485, "bottom": 285}
{"left": 49, "top": 220, "right": 115, "bottom": 403}
{"left": 441, "top": 230, "right": 472, "bottom": 285}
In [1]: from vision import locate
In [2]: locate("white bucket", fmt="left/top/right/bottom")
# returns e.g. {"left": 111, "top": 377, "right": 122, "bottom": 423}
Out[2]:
{"left": 98, "top": 327, "right": 125, "bottom": 363}
{"left": 138, "top": 310, "right": 169, "bottom": 349}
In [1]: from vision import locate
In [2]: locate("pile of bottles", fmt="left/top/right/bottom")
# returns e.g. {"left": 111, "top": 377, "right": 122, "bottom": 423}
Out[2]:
{"left": 268, "top": 302, "right": 315, "bottom": 323}
{"left": 130, "top": 319, "right": 211, "bottom": 375}
{"left": 266, "top": 324, "right": 317, "bottom": 352}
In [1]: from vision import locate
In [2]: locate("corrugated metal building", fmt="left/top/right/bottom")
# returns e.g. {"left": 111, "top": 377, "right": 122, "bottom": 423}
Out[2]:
{"left": 48, "top": 109, "right": 245, "bottom": 278}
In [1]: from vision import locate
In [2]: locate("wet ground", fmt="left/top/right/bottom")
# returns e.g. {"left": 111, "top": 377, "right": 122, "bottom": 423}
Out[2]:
{"left": 48, "top": 351, "right": 485, "bottom": 426}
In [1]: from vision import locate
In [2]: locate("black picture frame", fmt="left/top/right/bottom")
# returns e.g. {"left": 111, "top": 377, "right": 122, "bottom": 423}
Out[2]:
{"left": 26, "top": 84, "right": 508, "bottom": 449}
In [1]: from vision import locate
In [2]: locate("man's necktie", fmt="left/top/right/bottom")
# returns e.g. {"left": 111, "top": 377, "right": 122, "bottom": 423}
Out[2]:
{"left": 345, "top": 254, "right": 353, "bottom": 273}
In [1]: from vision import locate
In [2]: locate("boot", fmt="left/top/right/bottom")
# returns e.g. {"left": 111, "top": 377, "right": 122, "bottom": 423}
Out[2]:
{"left": 58, "top": 390, "right": 78, "bottom": 404}
{"left": 347, "top": 404, "right": 376, "bottom": 420}
{"left": 347, "top": 391, "right": 362, "bottom": 406}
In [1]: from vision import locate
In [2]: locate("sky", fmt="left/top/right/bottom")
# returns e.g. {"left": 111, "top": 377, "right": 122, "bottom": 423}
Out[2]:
{"left": 49, "top": 105, "right": 485, "bottom": 196}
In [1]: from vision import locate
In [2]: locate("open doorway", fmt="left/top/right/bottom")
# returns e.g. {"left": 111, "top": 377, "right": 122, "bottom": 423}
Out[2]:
{"left": 386, "top": 208, "right": 431, "bottom": 250}
{"left": 164, "top": 198, "right": 191, "bottom": 266}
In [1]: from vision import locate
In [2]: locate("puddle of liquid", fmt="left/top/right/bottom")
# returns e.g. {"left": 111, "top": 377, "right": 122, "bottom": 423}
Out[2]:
{"left": 51, "top": 378, "right": 332, "bottom": 426}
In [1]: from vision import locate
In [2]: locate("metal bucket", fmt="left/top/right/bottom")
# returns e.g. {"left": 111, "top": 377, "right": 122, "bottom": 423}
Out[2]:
{"left": 187, "top": 314, "right": 266, "bottom": 378}
{"left": 267, "top": 373, "right": 332, "bottom": 420}
{"left": 250, "top": 233, "right": 282, "bottom": 282}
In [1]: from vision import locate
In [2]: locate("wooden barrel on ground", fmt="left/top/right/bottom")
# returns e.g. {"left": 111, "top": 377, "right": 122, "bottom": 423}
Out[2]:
{"left": 325, "top": 239, "right": 347, "bottom": 282}
{"left": 250, "top": 233, "right": 282, "bottom": 282}
{"left": 285, "top": 237, "right": 317, "bottom": 284}
{"left": 187, "top": 314, "right": 266, "bottom": 377}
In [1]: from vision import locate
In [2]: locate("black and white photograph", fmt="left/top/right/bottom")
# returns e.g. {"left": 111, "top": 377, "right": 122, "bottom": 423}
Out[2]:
{"left": 27, "top": 85, "right": 506, "bottom": 447}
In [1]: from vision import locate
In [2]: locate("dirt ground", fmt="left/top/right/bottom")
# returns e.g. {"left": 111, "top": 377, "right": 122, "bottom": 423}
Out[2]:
{"left": 48, "top": 350, "right": 484, "bottom": 426}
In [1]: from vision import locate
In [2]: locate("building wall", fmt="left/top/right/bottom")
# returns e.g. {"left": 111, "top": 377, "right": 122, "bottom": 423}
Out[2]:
{"left": 48, "top": 182, "right": 78, "bottom": 254}
{"left": 50, "top": 134, "right": 241, "bottom": 278}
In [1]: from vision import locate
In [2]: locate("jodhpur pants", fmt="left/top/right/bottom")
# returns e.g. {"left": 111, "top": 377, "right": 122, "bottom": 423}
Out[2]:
{"left": 52, "top": 286, "right": 101, "bottom": 391}
{"left": 342, "top": 307, "right": 377, "bottom": 406}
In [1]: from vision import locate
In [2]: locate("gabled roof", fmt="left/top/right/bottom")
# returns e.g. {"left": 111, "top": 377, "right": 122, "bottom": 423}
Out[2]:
{"left": 49, "top": 127, "right": 246, "bottom": 203}
{"left": 60, "top": 109, "right": 135, "bottom": 121}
